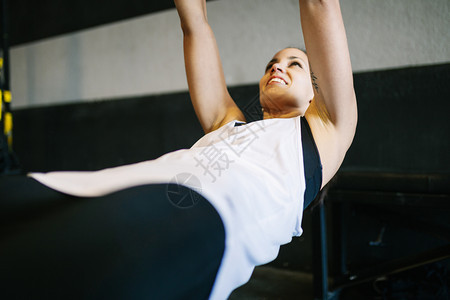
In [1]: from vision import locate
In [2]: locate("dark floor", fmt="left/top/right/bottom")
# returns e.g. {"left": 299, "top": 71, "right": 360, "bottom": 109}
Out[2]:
{"left": 229, "top": 266, "right": 314, "bottom": 300}
{"left": 229, "top": 261, "right": 450, "bottom": 300}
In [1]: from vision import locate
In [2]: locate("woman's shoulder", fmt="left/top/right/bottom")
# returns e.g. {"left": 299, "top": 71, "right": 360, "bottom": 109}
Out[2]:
{"left": 207, "top": 108, "right": 246, "bottom": 133}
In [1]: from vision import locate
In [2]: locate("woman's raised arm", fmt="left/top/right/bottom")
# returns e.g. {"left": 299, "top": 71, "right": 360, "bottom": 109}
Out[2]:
{"left": 300, "top": 0, "right": 358, "bottom": 185}
{"left": 175, "top": 0, "right": 244, "bottom": 133}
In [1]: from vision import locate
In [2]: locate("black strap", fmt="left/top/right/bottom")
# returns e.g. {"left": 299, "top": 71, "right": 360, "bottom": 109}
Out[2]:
{"left": 301, "top": 117, "right": 323, "bottom": 209}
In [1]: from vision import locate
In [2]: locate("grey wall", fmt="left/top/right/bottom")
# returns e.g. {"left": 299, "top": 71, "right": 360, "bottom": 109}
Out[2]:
{"left": 9, "top": 0, "right": 450, "bottom": 108}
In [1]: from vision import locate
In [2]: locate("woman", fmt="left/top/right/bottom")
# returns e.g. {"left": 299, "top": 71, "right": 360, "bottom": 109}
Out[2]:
{"left": 170, "top": 0, "right": 357, "bottom": 297}
{"left": 0, "top": 0, "right": 357, "bottom": 299}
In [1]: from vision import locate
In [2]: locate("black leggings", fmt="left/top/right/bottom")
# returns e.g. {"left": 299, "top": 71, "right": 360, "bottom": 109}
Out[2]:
{"left": 0, "top": 176, "right": 225, "bottom": 300}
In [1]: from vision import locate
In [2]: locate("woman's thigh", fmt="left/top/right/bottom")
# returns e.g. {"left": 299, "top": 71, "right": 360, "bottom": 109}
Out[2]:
{"left": 0, "top": 177, "right": 225, "bottom": 300}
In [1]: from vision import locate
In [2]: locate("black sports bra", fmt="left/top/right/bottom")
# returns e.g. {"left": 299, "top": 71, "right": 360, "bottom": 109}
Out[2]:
{"left": 300, "top": 117, "right": 323, "bottom": 209}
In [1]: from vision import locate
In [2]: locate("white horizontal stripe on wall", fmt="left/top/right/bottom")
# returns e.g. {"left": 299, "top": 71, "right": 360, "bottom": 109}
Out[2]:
{"left": 10, "top": 0, "right": 450, "bottom": 108}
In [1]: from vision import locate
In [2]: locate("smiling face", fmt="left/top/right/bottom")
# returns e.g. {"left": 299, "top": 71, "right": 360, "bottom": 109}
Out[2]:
{"left": 259, "top": 48, "right": 314, "bottom": 118}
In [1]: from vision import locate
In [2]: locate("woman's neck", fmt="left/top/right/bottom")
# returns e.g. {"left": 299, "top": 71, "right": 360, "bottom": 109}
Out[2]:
{"left": 262, "top": 108, "right": 302, "bottom": 119}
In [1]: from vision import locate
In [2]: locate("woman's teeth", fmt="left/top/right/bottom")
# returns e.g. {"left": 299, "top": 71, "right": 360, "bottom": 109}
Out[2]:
{"left": 269, "top": 78, "right": 286, "bottom": 85}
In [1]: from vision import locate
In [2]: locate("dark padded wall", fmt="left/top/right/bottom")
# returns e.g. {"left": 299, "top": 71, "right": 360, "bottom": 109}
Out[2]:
{"left": 13, "top": 85, "right": 261, "bottom": 173}
{"left": 12, "top": 63, "right": 450, "bottom": 174}
{"left": 13, "top": 94, "right": 201, "bottom": 172}
{"left": 343, "top": 63, "right": 450, "bottom": 174}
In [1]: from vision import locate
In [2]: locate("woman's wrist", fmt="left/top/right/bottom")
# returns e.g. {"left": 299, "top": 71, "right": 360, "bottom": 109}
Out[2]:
{"left": 175, "top": 0, "right": 208, "bottom": 34}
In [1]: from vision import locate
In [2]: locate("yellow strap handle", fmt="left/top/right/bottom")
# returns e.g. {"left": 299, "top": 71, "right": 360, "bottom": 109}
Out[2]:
{"left": 0, "top": 90, "right": 12, "bottom": 103}
{"left": 1, "top": 59, "right": 14, "bottom": 147}
{"left": 0, "top": 58, "right": 2, "bottom": 120}
{"left": 0, "top": 90, "right": 12, "bottom": 121}
{"left": 4, "top": 112, "right": 12, "bottom": 146}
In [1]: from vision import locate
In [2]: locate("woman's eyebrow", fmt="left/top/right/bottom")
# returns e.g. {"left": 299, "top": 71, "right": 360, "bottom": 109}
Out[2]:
{"left": 266, "top": 56, "right": 308, "bottom": 71}
{"left": 288, "top": 56, "right": 307, "bottom": 65}
{"left": 266, "top": 56, "right": 307, "bottom": 69}
{"left": 265, "top": 58, "right": 278, "bottom": 69}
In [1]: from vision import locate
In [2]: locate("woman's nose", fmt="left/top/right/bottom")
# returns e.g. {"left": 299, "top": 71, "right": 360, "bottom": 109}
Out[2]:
{"left": 271, "top": 63, "right": 284, "bottom": 73}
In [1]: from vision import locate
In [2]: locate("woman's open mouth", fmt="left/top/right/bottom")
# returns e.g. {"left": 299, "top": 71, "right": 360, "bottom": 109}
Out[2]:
{"left": 267, "top": 76, "right": 288, "bottom": 86}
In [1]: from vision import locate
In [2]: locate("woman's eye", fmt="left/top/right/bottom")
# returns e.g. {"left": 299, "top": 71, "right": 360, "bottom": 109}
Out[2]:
{"left": 290, "top": 62, "right": 302, "bottom": 68}
{"left": 265, "top": 64, "right": 273, "bottom": 72}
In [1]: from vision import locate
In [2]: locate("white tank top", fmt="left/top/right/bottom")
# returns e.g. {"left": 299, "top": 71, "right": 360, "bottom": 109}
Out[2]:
{"left": 30, "top": 116, "right": 306, "bottom": 300}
